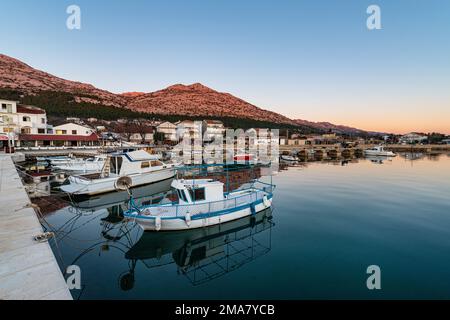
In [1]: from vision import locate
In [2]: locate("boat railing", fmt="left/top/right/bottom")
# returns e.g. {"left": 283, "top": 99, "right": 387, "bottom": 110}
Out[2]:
{"left": 126, "top": 185, "right": 273, "bottom": 219}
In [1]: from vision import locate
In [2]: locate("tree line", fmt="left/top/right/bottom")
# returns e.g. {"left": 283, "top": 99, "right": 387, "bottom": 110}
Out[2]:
{"left": 0, "top": 89, "right": 319, "bottom": 132}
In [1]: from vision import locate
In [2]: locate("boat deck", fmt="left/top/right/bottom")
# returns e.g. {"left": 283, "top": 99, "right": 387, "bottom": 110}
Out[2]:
{"left": 129, "top": 188, "right": 269, "bottom": 218}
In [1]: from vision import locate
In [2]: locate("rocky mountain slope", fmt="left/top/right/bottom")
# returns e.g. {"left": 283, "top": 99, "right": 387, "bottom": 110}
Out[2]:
{"left": 0, "top": 53, "right": 374, "bottom": 133}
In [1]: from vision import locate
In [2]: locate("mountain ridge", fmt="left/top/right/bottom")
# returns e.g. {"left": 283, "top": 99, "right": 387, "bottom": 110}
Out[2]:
{"left": 0, "top": 53, "right": 375, "bottom": 134}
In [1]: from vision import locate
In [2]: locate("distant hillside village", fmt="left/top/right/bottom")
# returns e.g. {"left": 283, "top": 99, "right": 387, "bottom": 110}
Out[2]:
{"left": 1, "top": 98, "right": 449, "bottom": 151}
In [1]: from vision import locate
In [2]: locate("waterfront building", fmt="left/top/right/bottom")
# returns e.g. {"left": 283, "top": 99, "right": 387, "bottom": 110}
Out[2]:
{"left": 1, "top": 99, "right": 49, "bottom": 135}
{"left": 129, "top": 129, "right": 155, "bottom": 144}
{"left": 1, "top": 99, "right": 51, "bottom": 148}
{"left": 279, "top": 136, "right": 288, "bottom": 145}
{"left": 18, "top": 123, "right": 99, "bottom": 147}
{"left": 399, "top": 132, "right": 428, "bottom": 144}
{"left": 156, "top": 121, "right": 178, "bottom": 142}
{"left": 53, "top": 123, "right": 95, "bottom": 136}
{"left": 176, "top": 120, "right": 203, "bottom": 140}
{"left": 202, "top": 120, "right": 225, "bottom": 142}
{"left": 287, "top": 138, "right": 307, "bottom": 146}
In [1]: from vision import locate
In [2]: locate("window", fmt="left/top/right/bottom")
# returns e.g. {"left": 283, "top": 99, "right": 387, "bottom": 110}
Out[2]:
{"left": 21, "top": 127, "right": 31, "bottom": 134}
{"left": 150, "top": 160, "right": 163, "bottom": 167}
{"left": 62, "top": 130, "right": 67, "bottom": 134}
{"left": 41, "top": 118, "right": 45, "bottom": 124}
{"left": 177, "top": 189, "right": 188, "bottom": 202}
{"left": 38, "top": 129, "right": 45, "bottom": 134}
{"left": 3, "top": 127, "right": 13, "bottom": 133}
{"left": 22, "top": 116, "right": 31, "bottom": 122}
{"left": 188, "top": 187, "right": 206, "bottom": 202}
{"left": 141, "top": 161, "right": 150, "bottom": 168}
{"left": 2, "top": 104, "right": 13, "bottom": 113}
{"left": 72, "top": 130, "right": 77, "bottom": 134}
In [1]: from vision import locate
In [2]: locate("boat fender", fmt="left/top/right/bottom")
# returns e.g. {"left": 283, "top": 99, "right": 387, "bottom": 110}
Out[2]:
{"left": 263, "top": 195, "right": 270, "bottom": 208}
{"left": 155, "top": 216, "right": 161, "bottom": 231}
{"left": 185, "top": 213, "right": 191, "bottom": 227}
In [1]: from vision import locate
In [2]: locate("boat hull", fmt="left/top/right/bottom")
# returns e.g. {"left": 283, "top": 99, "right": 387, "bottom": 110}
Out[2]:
{"left": 130, "top": 196, "right": 273, "bottom": 231}
{"left": 61, "top": 169, "right": 175, "bottom": 196}
{"left": 364, "top": 150, "right": 396, "bottom": 157}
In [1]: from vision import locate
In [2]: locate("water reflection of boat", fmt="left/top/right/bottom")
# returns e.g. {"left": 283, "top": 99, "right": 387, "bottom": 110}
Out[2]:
{"left": 72, "top": 178, "right": 173, "bottom": 211}
{"left": 122, "top": 208, "right": 274, "bottom": 288}
{"left": 365, "top": 155, "right": 391, "bottom": 164}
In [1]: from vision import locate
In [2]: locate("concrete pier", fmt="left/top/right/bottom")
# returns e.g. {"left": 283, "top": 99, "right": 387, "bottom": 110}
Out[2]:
{"left": 0, "top": 154, "right": 72, "bottom": 300}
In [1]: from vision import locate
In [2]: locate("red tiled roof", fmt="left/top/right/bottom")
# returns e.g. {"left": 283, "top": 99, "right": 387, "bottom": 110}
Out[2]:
{"left": 16, "top": 105, "right": 46, "bottom": 114}
{"left": 19, "top": 133, "right": 99, "bottom": 141}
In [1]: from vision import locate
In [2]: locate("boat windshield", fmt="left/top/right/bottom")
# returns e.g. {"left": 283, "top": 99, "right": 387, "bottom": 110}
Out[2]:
{"left": 110, "top": 156, "right": 123, "bottom": 174}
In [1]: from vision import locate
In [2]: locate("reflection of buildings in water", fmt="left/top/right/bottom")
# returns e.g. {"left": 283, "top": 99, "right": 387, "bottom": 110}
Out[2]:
{"left": 427, "top": 153, "right": 441, "bottom": 161}
{"left": 399, "top": 152, "right": 425, "bottom": 161}
{"left": 122, "top": 208, "right": 274, "bottom": 288}
{"left": 178, "top": 165, "right": 265, "bottom": 192}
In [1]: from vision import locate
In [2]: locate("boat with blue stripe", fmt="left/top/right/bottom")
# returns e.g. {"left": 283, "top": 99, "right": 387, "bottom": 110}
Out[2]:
{"left": 124, "top": 165, "right": 275, "bottom": 231}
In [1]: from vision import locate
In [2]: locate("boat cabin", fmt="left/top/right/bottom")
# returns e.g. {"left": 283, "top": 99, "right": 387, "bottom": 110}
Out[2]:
{"left": 108, "top": 150, "right": 167, "bottom": 176}
{"left": 171, "top": 179, "right": 225, "bottom": 205}
{"left": 366, "top": 146, "right": 385, "bottom": 152}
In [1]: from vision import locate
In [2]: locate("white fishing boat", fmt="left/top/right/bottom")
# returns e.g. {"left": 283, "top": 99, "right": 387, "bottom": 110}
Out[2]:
{"left": 124, "top": 177, "right": 275, "bottom": 231}
{"left": 52, "top": 155, "right": 107, "bottom": 172}
{"left": 364, "top": 146, "right": 396, "bottom": 157}
{"left": 280, "top": 155, "right": 298, "bottom": 162}
{"left": 60, "top": 150, "right": 176, "bottom": 197}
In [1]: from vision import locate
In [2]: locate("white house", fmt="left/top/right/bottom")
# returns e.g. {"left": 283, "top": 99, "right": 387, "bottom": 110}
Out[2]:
{"left": 246, "top": 128, "right": 278, "bottom": 146}
{"left": 177, "top": 120, "right": 202, "bottom": 140}
{"left": 157, "top": 121, "right": 178, "bottom": 141}
{"left": 203, "top": 120, "right": 225, "bottom": 141}
{"left": 53, "top": 123, "right": 95, "bottom": 136}
{"left": 399, "top": 132, "right": 428, "bottom": 144}
{"left": 1, "top": 99, "right": 49, "bottom": 137}
{"left": 129, "top": 132, "right": 154, "bottom": 144}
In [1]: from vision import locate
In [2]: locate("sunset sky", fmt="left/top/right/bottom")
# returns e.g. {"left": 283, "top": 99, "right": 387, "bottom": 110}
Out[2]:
{"left": 0, "top": 0, "right": 449, "bottom": 134}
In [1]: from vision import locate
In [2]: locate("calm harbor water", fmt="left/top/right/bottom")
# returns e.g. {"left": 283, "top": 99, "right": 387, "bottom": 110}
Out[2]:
{"left": 45, "top": 153, "right": 450, "bottom": 299}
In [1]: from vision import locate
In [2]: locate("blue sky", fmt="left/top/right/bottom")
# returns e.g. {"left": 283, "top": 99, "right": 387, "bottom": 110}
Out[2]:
{"left": 1, "top": 0, "right": 449, "bottom": 133}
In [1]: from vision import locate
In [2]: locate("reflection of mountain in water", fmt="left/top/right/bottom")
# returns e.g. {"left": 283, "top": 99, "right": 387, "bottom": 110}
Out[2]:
{"left": 123, "top": 208, "right": 274, "bottom": 287}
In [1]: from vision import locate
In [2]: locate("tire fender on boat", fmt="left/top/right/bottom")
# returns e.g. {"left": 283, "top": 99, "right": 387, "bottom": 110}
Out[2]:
{"left": 185, "top": 212, "right": 191, "bottom": 227}
{"left": 155, "top": 216, "right": 162, "bottom": 231}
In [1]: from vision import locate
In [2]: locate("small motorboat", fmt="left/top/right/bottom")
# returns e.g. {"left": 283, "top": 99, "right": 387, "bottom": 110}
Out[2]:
{"left": 37, "top": 155, "right": 74, "bottom": 165}
{"left": 123, "top": 177, "right": 275, "bottom": 231}
{"left": 364, "top": 146, "right": 396, "bottom": 157}
{"left": 52, "top": 155, "right": 107, "bottom": 172}
{"left": 60, "top": 150, "right": 177, "bottom": 197}
{"left": 280, "top": 155, "right": 298, "bottom": 162}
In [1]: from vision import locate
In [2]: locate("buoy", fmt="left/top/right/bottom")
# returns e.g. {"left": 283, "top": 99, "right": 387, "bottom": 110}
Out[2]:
{"left": 185, "top": 212, "right": 191, "bottom": 227}
{"left": 155, "top": 216, "right": 161, "bottom": 231}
